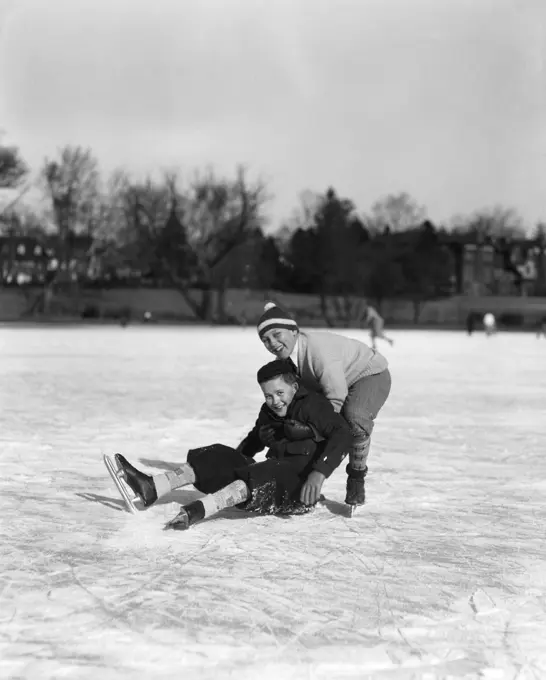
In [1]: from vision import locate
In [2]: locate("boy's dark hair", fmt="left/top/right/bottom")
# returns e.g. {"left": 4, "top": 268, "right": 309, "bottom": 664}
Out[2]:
{"left": 257, "top": 360, "right": 298, "bottom": 386}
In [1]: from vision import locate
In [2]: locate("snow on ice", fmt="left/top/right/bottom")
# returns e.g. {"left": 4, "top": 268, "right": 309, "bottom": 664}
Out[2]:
{"left": 0, "top": 325, "right": 545, "bottom": 680}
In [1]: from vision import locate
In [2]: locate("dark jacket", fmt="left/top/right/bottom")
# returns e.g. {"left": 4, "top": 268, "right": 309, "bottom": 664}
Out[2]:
{"left": 237, "top": 386, "right": 353, "bottom": 478}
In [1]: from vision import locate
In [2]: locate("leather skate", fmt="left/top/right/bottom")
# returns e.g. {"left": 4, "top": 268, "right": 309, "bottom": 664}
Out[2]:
{"left": 345, "top": 464, "right": 367, "bottom": 515}
{"left": 164, "top": 500, "right": 206, "bottom": 531}
{"left": 115, "top": 454, "right": 158, "bottom": 507}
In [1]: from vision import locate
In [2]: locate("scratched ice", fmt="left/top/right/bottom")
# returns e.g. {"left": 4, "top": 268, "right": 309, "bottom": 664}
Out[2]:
{"left": 0, "top": 325, "right": 545, "bottom": 680}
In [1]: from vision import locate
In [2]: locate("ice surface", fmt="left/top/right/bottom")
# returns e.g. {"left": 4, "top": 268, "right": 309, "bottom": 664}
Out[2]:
{"left": 0, "top": 325, "right": 545, "bottom": 680}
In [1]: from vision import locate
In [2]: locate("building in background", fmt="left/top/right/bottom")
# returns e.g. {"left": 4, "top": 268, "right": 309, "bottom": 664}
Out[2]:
{"left": 458, "top": 239, "right": 546, "bottom": 297}
{"left": 0, "top": 233, "right": 93, "bottom": 285}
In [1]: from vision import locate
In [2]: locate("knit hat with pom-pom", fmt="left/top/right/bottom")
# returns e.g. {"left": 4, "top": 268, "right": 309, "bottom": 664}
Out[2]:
{"left": 257, "top": 302, "right": 298, "bottom": 338}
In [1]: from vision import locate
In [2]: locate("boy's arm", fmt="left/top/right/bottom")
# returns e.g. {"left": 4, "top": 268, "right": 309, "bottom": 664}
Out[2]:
{"left": 311, "top": 356, "right": 348, "bottom": 414}
{"left": 284, "top": 439, "right": 317, "bottom": 456}
{"left": 302, "top": 395, "right": 353, "bottom": 478}
{"left": 281, "top": 419, "right": 319, "bottom": 455}
{"left": 283, "top": 419, "right": 319, "bottom": 440}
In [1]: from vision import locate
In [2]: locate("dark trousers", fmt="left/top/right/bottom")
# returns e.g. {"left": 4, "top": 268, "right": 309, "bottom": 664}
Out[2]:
{"left": 187, "top": 444, "right": 317, "bottom": 513}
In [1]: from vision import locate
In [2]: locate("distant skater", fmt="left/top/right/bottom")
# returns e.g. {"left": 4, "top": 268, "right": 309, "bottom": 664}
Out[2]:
{"left": 362, "top": 304, "right": 394, "bottom": 350}
{"left": 483, "top": 312, "right": 497, "bottom": 337}
{"left": 537, "top": 317, "right": 546, "bottom": 339}
{"left": 466, "top": 313, "right": 475, "bottom": 336}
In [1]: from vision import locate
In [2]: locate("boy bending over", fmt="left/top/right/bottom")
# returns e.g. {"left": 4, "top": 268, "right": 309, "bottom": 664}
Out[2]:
{"left": 106, "top": 359, "right": 353, "bottom": 530}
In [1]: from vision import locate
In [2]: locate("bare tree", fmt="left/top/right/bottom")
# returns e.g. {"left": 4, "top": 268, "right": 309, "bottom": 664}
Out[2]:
{"left": 0, "top": 143, "right": 28, "bottom": 189}
{"left": 109, "top": 171, "right": 186, "bottom": 283}
{"left": 42, "top": 145, "right": 101, "bottom": 263}
{"left": 366, "top": 192, "right": 428, "bottom": 232}
{"left": 534, "top": 222, "right": 546, "bottom": 242}
{"left": 271, "top": 190, "right": 321, "bottom": 278}
{"left": 23, "top": 146, "right": 102, "bottom": 314}
{"left": 0, "top": 204, "right": 46, "bottom": 237}
{"left": 449, "top": 206, "right": 526, "bottom": 240}
{"left": 113, "top": 166, "right": 267, "bottom": 322}
{"left": 0, "top": 142, "right": 30, "bottom": 217}
{"left": 179, "top": 165, "right": 269, "bottom": 321}
{"left": 283, "top": 190, "right": 321, "bottom": 232}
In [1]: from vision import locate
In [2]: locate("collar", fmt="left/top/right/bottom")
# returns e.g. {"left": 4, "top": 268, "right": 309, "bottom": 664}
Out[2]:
{"left": 285, "top": 386, "right": 308, "bottom": 418}
{"left": 290, "top": 336, "right": 299, "bottom": 367}
{"left": 293, "top": 385, "right": 308, "bottom": 399}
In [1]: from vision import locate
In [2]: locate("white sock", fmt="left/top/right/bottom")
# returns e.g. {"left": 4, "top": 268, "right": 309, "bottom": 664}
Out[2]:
{"left": 201, "top": 480, "right": 249, "bottom": 518}
{"left": 153, "top": 464, "right": 196, "bottom": 498}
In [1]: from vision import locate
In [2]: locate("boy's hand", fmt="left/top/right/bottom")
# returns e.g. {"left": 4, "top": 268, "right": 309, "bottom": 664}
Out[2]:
{"left": 258, "top": 425, "right": 277, "bottom": 447}
{"left": 284, "top": 419, "right": 315, "bottom": 440}
{"left": 300, "top": 470, "right": 326, "bottom": 506}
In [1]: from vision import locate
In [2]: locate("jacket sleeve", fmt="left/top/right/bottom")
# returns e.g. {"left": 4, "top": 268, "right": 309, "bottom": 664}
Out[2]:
{"left": 236, "top": 411, "right": 266, "bottom": 459}
{"left": 284, "top": 439, "right": 317, "bottom": 456}
{"left": 301, "top": 394, "right": 353, "bottom": 478}
{"left": 312, "top": 358, "right": 349, "bottom": 413}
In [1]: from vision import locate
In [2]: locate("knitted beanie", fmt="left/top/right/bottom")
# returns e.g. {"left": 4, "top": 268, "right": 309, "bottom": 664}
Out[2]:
{"left": 257, "top": 359, "right": 297, "bottom": 384}
{"left": 257, "top": 302, "right": 298, "bottom": 338}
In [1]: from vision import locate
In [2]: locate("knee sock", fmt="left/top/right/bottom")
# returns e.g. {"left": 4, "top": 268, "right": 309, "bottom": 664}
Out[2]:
{"left": 153, "top": 464, "right": 196, "bottom": 499}
{"left": 348, "top": 438, "right": 370, "bottom": 472}
{"left": 200, "top": 480, "right": 249, "bottom": 518}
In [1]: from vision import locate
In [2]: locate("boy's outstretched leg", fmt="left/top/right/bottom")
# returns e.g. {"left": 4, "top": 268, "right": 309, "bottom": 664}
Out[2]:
{"left": 164, "top": 456, "right": 315, "bottom": 530}
{"left": 106, "top": 454, "right": 196, "bottom": 512}
{"left": 381, "top": 332, "right": 394, "bottom": 347}
{"left": 104, "top": 454, "right": 140, "bottom": 513}
{"left": 165, "top": 480, "right": 249, "bottom": 531}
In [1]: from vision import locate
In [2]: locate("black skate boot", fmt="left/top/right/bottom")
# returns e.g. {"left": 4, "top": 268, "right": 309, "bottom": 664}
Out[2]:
{"left": 115, "top": 454, "right": 158, "bottom": 507}
{"left": 345, "top": 465, "right": 367, "bottom": 513}
{"left": 164, "top": 500, "right": 206, "bottom": 531}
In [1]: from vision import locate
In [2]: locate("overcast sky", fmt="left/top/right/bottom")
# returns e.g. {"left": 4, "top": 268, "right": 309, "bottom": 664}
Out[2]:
{"left": 0, "top": 0, "right": 544, "bottom": 229}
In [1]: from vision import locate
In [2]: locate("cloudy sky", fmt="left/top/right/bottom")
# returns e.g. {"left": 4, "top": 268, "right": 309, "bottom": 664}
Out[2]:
{"left": 0, "top": 0, "right": 544, "bottom": 229}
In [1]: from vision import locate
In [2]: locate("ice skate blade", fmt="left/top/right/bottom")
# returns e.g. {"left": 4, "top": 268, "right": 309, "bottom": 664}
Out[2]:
{"left": 103, "top": 454, "right": 140, "bottom": 514}
{"left": 347, "top": 504, "right": 358, "bottom": 518}
{"left": 163, "top": 521, "right": 190, "bottom": 532}
{"left": 164, "top": 518, "right": 190, "bottom": 531}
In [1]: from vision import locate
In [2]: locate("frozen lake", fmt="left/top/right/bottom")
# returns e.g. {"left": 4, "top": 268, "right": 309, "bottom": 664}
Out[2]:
{"left": 0, "top": 325, "right": 545, "bottom": 680}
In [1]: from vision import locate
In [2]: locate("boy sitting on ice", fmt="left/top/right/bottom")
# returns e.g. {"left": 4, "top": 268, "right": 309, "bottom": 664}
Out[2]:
{"left": 106, "top": 359, "right": 353, "bottom": 530}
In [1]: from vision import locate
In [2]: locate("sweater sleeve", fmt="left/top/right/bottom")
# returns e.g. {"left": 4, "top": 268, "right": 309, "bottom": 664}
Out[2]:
{"left": 301, "top": 395, "right": 353, "bottom": 478}
{"left": 312, "top": 358, "right": 349, "bottom": 414}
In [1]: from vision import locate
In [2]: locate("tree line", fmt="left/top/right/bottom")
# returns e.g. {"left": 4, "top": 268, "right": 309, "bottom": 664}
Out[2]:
{"left": 1, "top": 143, "right": 545, "bottom": 323}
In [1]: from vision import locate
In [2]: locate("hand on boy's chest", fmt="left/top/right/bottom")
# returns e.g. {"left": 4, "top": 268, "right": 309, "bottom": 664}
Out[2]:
{"left": 258, "top": 406, "right": 292, "bottom": 446}
{"left": 258, "top": 417, "right": 286, "bottom": 450}
{"left": 263, "top": 411, "right": 288, "bottom": 435}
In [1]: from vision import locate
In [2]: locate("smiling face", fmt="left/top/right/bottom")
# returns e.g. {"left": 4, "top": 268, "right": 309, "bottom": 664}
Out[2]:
{"left": 260, "top": 375, "right": 298, "bottom": 418}
{"left": 260, "top": 328, "right": 298, "bottom": 360}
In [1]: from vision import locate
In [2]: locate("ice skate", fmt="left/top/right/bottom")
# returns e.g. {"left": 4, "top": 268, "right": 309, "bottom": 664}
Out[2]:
{"left": 164, "top": 507, "right": 191, "bottom": 531}
{"left": 345, "top": 469, "right": 366, "bottom": 518}
{"left": 103, "top": 454, "right": 141, "bottom": 514}
{"left": 164, "top": 500, "right": 205, "bottom": 531}
{"left": 114, "top": 454, "right": 158, "bottom": 507}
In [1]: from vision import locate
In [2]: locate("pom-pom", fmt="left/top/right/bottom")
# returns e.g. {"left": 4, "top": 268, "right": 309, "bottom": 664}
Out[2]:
{"left": 263, "top": 301, "right": 277, "bottom": 312}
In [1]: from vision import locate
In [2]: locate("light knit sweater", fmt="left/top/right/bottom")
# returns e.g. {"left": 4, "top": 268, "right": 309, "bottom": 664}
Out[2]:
{"left": 295, "top": 330, "right": 388, "bottom": 413}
